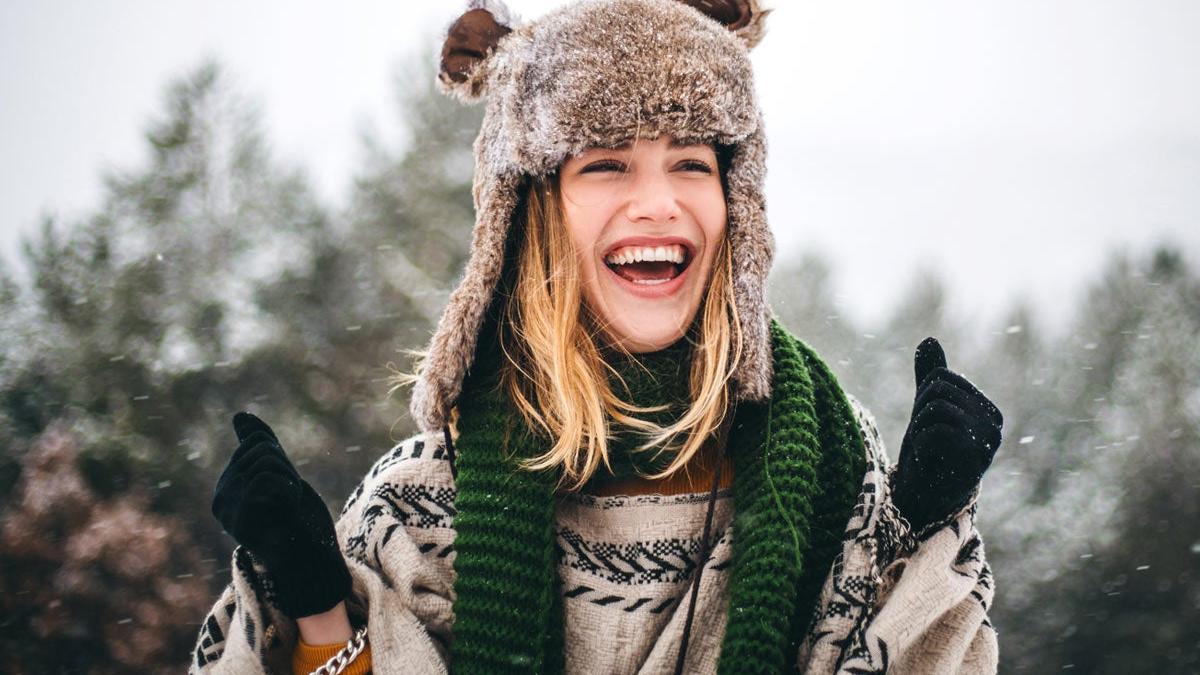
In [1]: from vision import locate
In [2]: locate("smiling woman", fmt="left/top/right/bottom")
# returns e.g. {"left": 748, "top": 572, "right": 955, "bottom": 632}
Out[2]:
{"left": 192, "top": 1, "right": 1005, "bottom": 674}
{"left": 493, "top": 135, "right": 739, "bottom": 495}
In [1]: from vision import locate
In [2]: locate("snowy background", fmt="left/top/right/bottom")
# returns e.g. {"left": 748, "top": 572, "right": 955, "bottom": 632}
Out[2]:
{"left": 1, "top": 2, "right": 1197, "bottom": 672}
{"left": 5, "top": 0, "right": 1198, "bottom": 328}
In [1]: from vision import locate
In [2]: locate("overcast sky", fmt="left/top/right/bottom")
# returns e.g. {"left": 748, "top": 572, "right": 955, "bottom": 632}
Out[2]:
{"left": 3, "top": 0, "right": 1198, "bottom": 332}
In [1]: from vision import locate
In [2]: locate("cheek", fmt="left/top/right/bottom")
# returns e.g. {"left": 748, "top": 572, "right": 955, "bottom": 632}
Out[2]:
{"left": 686, "top": 180, "right": 727, "bottom": 246}
{"left": 561, "top": 205, "right": 605, "bottom": 288}
{"left": 700, "top": 206, "right": 728, "bottom": 273}
{"left": 562, "top": 201, "right": 603, "bottom": 252}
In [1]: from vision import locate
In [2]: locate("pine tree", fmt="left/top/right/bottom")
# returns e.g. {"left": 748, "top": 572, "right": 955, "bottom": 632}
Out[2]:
{"left": 1046, "top": 246, "right": 1200, "bottom": 673}
{"left": 0, "top": 50, "right": 486, "bottom": 670}
{"left": 983, "top": 245, "right": 1200, "bottom": 672}
{"left": 1, "top": 60, "right": 334, "bottom": 670}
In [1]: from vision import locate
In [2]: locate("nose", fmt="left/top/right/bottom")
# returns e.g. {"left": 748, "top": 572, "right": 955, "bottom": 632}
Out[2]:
{"left": 622, "top": 167, "right": 681, "bottom": 224}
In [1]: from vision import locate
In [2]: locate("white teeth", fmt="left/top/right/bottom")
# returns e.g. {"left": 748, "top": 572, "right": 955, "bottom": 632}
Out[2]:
{"left": 604, "top": 244, "right": 686, "bottom": 265}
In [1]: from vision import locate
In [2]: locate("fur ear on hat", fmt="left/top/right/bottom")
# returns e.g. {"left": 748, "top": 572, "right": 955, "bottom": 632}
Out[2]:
{"left": 676, "top": 0, "right": 770, "bottom": 48}
{"left": 438, "top": 1, "right": 515, "bottom": 102}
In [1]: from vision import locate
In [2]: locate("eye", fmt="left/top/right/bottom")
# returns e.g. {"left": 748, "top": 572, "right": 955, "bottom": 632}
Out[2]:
{"left": 579, "top": 159, "right": 626, "bottom": 174}
{"left": 675, "top": 159, "right": 715, "bottom": 174}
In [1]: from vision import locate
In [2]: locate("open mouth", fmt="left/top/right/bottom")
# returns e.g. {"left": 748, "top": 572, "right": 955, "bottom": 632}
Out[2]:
{"left": 603, "top": 243, "right": 693, "bottom": 286}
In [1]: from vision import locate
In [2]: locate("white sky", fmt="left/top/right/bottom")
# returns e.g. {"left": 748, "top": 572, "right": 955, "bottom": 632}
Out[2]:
{"left": 2, "top": 0, "right": 1198, "bottom": 331}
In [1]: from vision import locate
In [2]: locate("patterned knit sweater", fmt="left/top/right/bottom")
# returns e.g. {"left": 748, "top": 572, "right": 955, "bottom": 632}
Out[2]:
{"left": 191, "top": 396, "right": 996, "bottom": 674}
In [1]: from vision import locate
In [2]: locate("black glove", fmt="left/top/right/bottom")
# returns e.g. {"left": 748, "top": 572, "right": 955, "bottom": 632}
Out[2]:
{"left": 211, "top": 412, "right": 351, "bottom": 618}
{"left": 892, "top": 337, "right": 1003, "bottom": 534}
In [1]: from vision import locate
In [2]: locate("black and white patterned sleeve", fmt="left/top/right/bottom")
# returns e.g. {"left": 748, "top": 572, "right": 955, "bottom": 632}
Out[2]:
{"left": 189, "top": 546, "right": 294, "bottom": 674}
{"left": 335, "top": 431, "right": 458, "bottom": 672}
{"left": 190, "top": 431, "right": 458, "bottom": 674}
{"left": 797, "top": 395, "right": 998, "bottom": 674}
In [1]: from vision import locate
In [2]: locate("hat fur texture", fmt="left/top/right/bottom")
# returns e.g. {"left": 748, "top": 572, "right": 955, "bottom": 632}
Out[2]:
{"left": 413, "top": 0, "right": 775, "bottom": 433}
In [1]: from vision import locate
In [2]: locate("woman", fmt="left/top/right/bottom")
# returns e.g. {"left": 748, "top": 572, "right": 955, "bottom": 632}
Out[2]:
{"left": 193, "top": 1, "right": 1003, "bottom": 673}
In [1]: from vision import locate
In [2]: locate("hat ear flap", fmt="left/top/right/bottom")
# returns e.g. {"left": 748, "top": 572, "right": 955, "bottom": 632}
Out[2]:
{"left": 438, "top": 1, "right": 514, "bottom": 102}
{"left": 676, "top": 0, "right": 770, "bottom": 49}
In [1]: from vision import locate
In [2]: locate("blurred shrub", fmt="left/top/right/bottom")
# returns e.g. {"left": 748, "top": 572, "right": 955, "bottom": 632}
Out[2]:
{"left": 0, "top": 423, "right": 213, "bottom": 674}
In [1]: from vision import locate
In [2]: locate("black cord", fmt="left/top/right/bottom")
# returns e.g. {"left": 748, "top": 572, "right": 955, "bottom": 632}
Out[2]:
{"left": 443, "top": 424, "right": 458, "bottom": 479}
{"left": 674, "top": 403, "right": 736, "bottom": 675}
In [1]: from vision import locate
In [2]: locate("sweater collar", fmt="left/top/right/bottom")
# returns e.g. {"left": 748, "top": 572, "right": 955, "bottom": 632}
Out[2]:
{"left": 595, "top": 337, "right": 696, "bottom": 483}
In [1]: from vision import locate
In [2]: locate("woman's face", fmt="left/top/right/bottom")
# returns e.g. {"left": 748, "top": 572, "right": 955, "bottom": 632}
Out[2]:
{"left": 559, "top": 135, "right": 727, "bottom": 353}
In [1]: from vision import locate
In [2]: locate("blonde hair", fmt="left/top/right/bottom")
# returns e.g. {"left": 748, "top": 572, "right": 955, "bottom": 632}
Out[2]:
{"left": 391, "top": 173, "right": 743, "bottom": 492}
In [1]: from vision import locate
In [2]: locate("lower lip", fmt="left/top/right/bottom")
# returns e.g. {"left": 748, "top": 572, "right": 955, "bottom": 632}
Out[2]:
{"left": 603, "top": 260, "right": 691, "bottom": 299}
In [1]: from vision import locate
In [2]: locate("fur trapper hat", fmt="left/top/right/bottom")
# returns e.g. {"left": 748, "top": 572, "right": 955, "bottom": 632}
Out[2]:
{"left": 411, "top": 0, "right": 775, "bottom": 433}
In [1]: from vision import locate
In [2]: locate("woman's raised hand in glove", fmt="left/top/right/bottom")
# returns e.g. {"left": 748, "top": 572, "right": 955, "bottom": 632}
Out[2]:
{"left": 892, "top": 338, "right": 1004, "bottom": 534}
{"left": 211, "top": 412, "right": 351, "bottom": 618}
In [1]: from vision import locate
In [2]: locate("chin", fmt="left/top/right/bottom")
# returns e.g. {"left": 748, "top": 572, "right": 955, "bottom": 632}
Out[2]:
{"left": 586, "top": 253, "right": 709, "bottom": 353}
{"left": 600, "top": 300, "right": 698, "bottom": 353}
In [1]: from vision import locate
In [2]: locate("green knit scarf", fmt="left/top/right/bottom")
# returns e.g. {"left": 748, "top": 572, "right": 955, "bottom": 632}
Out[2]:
{"left": 449, "top": 320, "right": 866, "bottom": 674}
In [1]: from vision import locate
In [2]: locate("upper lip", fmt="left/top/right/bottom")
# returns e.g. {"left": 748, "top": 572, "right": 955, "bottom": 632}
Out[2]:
{"left": 602, "top": 236, "right": 697, "bottom": 262}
